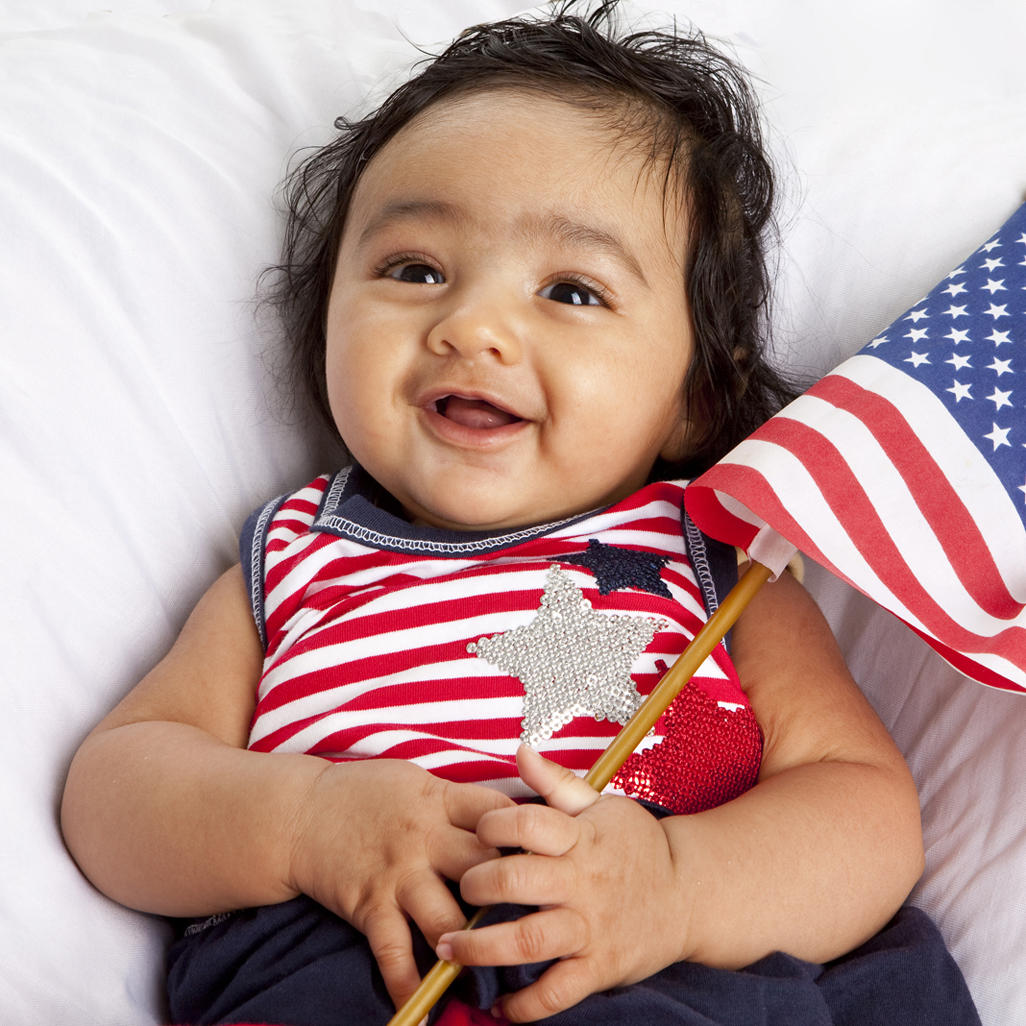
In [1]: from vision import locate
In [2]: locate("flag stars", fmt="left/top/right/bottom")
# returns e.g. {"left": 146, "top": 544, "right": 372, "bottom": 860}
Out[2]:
{"left": 860, "top": 213, "right": 1026, "bottom": 482}
{"left": 986, "top": 387, "right": 1013, "bottom": 411}
{"left": 984, "top": 423, "right": 1012, "bottom": 450}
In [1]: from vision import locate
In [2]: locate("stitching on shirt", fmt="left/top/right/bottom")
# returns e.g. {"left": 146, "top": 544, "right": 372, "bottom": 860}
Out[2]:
{"left": 314, "top": 467, "right": 585, "bottom": 555}
{"left": 321, "top": 466, "right": 352, "bottom": 513}
{"left": 249, "top": 496, "right": 283, "bottom": 648}
{"left": 683, "top": 511, "right": 718, "bottom": 615}
{"left": 312, "top": 514, "right": 582, "bottom": 554}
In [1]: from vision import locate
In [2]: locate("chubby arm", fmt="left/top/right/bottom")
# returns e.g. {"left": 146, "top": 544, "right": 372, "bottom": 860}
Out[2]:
{"left": 443, "top": 569, "right": 924, "bottom": 1021}
{"left": 667, "top": 566, "right": 923, "bottom": 966}
{"left": 60, "top": 566, "right": 310, "bottom": 915}
{"left": 60, "top": 565, "right": 512, "bottom": 1008}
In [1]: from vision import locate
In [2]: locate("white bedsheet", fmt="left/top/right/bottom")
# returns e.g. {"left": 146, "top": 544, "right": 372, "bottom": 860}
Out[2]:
{"left": 2, "top": 1, "right": 1024, "bottom": 1022}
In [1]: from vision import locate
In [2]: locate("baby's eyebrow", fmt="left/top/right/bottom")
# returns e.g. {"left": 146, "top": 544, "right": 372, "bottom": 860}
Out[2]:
{"left": 531, "top": 213, "right": 649, "bottom": 287}
{"left": 357, "top": 198, "right": 466, "bottom": 247}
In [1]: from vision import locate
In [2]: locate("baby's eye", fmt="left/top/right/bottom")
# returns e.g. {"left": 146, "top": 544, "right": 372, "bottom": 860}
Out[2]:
{"left": 385, "top": 262, "right": 444, "bottom": 285}
{"left": 539, "top": 279, "right": 605, "bottom": 307}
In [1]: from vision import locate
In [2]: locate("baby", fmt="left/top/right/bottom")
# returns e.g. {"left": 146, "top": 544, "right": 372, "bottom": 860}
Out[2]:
{"left": 61, "top": 2, "right": 978, "bottom": 1024}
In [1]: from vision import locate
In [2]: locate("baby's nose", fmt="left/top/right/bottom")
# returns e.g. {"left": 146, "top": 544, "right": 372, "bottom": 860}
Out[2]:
{"left": 425, "top": 296, "right": 522, "bottom": 364}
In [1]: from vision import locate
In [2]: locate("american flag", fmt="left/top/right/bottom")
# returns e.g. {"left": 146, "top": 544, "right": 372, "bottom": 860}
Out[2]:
{"left": 685, "top": 203, "right": 1026, "bottom": 693}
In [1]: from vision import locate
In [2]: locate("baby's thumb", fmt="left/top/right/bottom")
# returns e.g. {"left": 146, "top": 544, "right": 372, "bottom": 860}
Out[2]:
{"left": 516, "top": 743, "right": 600, "bottom": 816}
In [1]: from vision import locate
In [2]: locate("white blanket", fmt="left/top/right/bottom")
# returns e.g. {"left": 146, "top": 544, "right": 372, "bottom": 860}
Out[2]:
{"left": 3, "top": 1, "right": 1024, "bottom": 1022}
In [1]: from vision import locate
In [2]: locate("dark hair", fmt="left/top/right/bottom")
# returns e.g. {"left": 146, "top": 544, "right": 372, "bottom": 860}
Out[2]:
{"left": 263, "top": 0, "right": 797, "bottom": 477}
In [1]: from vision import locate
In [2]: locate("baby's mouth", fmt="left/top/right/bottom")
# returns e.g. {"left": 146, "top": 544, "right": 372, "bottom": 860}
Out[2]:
{"left": 434, "top": 395, "right": 522, "bottom": 429}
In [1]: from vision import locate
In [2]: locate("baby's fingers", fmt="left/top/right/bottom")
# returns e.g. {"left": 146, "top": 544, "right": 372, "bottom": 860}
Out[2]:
{"left": 475, "top": 800, "right": 582, "bottom": 858}
{"left": 430, "top": 824, "right": 506, "bottom": 882}
{"left": 361, "top": 873, "right": 468, "bottom": 1010}
{"left": 398, "top": 869, "right": 473, "bottom": 950}
{"left": 516, "top": 743, "right": 600, "bottom": 815}
{"left": 436, "top": 907, "right": 585, "bottom": 969}
{"left": 497, "top": 957, "right": 601, "bottom": 1023}
{"left": 443, "top": 777, "right": 517, "bottom": 830}
{"left": 362, "top": 906, "right": 421, "bottom": 1011}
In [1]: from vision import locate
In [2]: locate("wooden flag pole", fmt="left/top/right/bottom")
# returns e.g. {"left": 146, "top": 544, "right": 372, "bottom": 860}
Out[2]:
{"left": 387, "top": 560, "right": 774, "bottom": 1026}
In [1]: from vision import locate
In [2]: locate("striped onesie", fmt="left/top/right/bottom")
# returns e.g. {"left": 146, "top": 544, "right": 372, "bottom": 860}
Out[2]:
{"left": 240, "top": 465, "right": 762, "bottom": 815}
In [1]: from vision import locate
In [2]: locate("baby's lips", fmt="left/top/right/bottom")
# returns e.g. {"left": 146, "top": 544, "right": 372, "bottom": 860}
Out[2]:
{"left": 438, "top": 395, "right": 521, "bottom": 429}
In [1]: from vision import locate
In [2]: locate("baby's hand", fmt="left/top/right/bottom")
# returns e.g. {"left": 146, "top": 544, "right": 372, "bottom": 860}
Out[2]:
{"left": 287, "top": 758, "right": 514, "bottom": 1010}
{"left": 438, "top": 745, "right": 687, "bottom": 1022}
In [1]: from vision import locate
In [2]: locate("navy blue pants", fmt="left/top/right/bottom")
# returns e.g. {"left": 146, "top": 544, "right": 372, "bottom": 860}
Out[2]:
{"left": 167, "top": 896, "right": 979, "bottom": 1026}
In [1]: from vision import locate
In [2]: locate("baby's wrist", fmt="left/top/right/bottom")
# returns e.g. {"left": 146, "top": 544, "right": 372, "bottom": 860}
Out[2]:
{"left": 276, "top": 755, "right": 339, "bottom": 899}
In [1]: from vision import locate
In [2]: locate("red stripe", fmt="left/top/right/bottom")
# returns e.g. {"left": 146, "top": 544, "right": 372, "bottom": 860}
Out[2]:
{"left": 684, "top": 482, "right": 761, "bottom": 550}
{"left": 728, "top": 418, "right": 1026, "bottom": 659}
{"left": 814, "top": 375, "right": 1018, "bottom": 619}
{"left": 902, "top": 624, "right": 1026, "bottom": 694}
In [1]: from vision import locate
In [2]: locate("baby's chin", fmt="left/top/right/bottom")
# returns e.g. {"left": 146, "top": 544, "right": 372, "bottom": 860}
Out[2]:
{"left": 405, "top": 490, "right": 637, "bottom": 534}
{"left": 373, "top": 459, "right": 650, "bottom": 534}
{"left": 401, "top": 491, "right": 572, "bottom": 534}
{"left": 405, "top": 503, "right": 547, "bottom": 533}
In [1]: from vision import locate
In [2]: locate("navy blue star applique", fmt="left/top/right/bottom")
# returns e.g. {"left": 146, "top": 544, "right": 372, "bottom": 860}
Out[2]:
{"left": 561, "top": 538, "right": 672, "bottom": 597}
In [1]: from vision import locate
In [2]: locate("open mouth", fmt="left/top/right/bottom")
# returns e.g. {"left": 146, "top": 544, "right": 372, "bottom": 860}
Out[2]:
{"left": 434, "top": 395, "right": 523, "bottom": 430}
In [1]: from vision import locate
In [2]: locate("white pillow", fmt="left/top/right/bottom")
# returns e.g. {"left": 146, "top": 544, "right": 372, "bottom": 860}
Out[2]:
{"left": 2, "top": 1, "right": 1024, "bottom": 1023}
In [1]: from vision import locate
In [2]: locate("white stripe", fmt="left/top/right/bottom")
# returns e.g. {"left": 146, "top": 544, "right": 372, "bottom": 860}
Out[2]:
{"left": 251, "top": 657, "right": 515, "bottom": 744}
{"left": 548, "top": 494, "right": 682, "bottom": 540}
{"left": 787, "top": 393, "right": 1005, "bottom": 626}
{"left": 841, "top": 355, "right": 1026, "bottom": 598}
{"left": 267, "top": 697, "right": 526, "bottom": 753}
{"left": 715, "top": 372, "right": 1023, "bottom": 648}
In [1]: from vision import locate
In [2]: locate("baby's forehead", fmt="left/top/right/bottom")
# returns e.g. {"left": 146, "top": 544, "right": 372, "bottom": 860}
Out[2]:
{"left": 352, "top": 85, "right": 688, "bottom": 219}
{"left": 399, "top": 82, "right": 679, "bottom": 157}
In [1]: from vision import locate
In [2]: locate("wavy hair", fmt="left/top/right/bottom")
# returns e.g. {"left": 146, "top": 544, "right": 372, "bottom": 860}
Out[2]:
{"left": 262, "top": 0, "right": 796, "bottom": 477}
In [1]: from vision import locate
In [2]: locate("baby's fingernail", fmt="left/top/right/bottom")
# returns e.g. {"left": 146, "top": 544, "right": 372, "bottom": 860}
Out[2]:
{"left": 490, "top": 1002, "right": 504, "bottom": 1019}
{"left": 436, "top": 937, "right": 455, "bottom": 962}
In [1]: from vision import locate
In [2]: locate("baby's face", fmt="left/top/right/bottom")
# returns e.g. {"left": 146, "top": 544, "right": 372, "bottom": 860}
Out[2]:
{"left": 325, "top": 87, "right": 694, "bottom": 531}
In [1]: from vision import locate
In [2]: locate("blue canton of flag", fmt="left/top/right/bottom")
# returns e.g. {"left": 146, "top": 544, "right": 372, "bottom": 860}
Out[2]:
{"left": 868, "top": 205, "right": 1026, "bottom": 523}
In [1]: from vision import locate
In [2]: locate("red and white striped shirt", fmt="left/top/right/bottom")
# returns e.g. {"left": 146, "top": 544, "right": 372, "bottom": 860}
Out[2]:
{"left": 241, "top": 467, "right": 761, "bottom": 815}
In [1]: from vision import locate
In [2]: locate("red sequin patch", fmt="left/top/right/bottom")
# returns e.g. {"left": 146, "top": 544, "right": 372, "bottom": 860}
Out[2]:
{"left": 611, "top": 684, "right": 763, "bottom": 814}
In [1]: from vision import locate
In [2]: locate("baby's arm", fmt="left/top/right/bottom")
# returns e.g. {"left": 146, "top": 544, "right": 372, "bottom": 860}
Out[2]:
{"left": 440, "top": 569, "right": 924, "bottom": 1022}
{"left": 60, "top": 566, "right": 512, "bottom": 1008}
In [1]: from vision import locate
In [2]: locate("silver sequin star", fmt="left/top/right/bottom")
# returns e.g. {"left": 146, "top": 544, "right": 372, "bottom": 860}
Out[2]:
{"left": 468, "top": 566, "right": 667, "bottom": 745}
